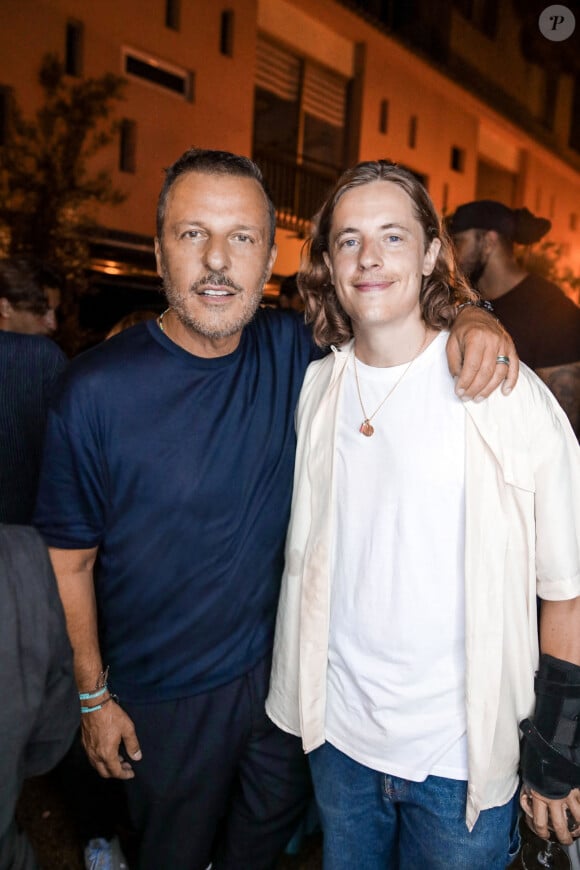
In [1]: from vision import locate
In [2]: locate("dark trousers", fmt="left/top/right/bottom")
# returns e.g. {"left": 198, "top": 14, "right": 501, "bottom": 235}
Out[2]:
{"left": 122, "top": 656, "right": 311, "bottom": 870}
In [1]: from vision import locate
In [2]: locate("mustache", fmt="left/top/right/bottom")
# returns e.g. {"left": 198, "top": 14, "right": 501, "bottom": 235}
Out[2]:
{"left": 190, "top": 272, "right": 244, "bottom": 294}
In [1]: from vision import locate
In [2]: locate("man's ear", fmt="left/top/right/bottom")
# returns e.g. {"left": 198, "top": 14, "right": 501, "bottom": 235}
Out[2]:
{"left": 154, "top": 238, "right": 163, "bottom": 278}
{"left": 265, "top": 244, "right": 277, "bottom": 283}
{"left": 483, "top": 230, "right": 499, "bottom": 254}
{"left": 322, "top": 251, "right": 334, "bottom": 284}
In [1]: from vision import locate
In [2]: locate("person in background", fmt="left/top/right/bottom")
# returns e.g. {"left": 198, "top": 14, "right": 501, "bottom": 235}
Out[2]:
{"left": 450, "top": 200, "right": 580, "bottom": 436}
{"left": 266, "top": 161, "right": 580, "bottom": 869}
{"left": 35, "top": 148, "right": 517, "bottom": 870}
{"left": 0, "top": 523, "right": 79, "bottom": 869}
{"left": 278, "top": 272, "right": 304, "bottom": 312}
{"left": 0, "top": 257, "right": 128, "bottom": 869}
{"left": 0, "top": 257, "right": 61, "bottom": 337}
{"left": 0, "top": 259, "right": 67, "bottom": 523}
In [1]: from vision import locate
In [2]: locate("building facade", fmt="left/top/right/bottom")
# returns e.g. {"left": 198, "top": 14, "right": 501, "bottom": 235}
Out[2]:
{"left": 1, "top": 0, "right": 579, "bottom": 317}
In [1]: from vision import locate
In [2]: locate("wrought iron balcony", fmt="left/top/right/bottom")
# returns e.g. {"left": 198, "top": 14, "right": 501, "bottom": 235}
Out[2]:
{"left": 254, "top": 150, "right": 341, "bottom": 237}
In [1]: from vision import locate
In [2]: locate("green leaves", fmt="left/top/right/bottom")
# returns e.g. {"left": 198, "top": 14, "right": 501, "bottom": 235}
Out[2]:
{"left": 0, "top": 53, "right": 126, "bottom": 353}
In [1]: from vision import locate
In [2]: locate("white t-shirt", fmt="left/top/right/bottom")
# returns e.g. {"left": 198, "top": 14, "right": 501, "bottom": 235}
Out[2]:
{"left": 326, "top": 331, "right": 468, "bottom": 781}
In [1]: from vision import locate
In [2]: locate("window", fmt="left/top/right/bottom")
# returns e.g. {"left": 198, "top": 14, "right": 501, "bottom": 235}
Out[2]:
{"left": 165, "top": 0, "right": 180, "bottom": 30}
{"left": 379, "top": 99, "right": 389, "bottom": 134}
{"left": 123, "top": 48, "right": 194, "bottom": 101}
{"left": 65, "top": 20, "right": 84, "bottom": 77}
{"left": 253, "top": 37, "right": 348, "bottom": 173}
{"left": 450, "top": 146, "right": 465, "bottom": 172}
{"left": 408, "top": 115, "right": 418, "bottom": 149}
{"left": 220, "top": 10, "right": 235, "bottom": 56}
{"left": 453, "top": 0, "right": 499, "bottom": 39}
{"left": 253, "top": 37, "right": 350, "bottom": 232}
{"left": 119, "top": 119, "right": 137, "bottom": 173}
{"left": 0, "top": 86, "right": 12, "bottom": 147}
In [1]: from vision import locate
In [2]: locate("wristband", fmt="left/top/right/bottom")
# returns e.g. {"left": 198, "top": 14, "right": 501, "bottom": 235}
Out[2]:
{"left": 79, "top": 684, "right": 108, "bottom": 701}
{"left": 81, "top": 695, "right": 116, "bottom": 715}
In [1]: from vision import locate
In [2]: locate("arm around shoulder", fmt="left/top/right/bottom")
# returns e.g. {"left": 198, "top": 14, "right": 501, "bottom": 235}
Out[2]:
{"left": 446, "top": 306, "right": 519, "bottom": 399}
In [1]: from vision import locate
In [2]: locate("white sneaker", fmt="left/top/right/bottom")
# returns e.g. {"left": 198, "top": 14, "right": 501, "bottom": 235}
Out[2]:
{"left": 84, "top": 836, "right": 128, "bottom": 870}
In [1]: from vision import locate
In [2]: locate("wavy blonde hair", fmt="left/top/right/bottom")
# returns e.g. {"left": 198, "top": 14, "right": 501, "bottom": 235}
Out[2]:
{"left": 299, "top": 160, "right": 477, "bottom": 347}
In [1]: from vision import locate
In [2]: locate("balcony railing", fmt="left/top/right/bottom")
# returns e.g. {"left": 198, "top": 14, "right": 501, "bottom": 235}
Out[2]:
{"left": 254, "top": 150, "right": 341, "bottom": 237}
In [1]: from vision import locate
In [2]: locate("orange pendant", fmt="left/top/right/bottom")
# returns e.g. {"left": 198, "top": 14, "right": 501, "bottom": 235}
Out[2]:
{"left": 360, "top": 420, "right": 374, "bottom": 437}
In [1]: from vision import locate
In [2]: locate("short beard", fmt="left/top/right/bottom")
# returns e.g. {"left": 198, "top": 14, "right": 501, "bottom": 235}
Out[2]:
{"left": 463, "top": 233, "right": 488, "bottom": 289}
{"left": 160, "top": 264, "right": 268, "bottom": 340}
{"left": 465, "top": 258, "right": 486, "bottom": 288}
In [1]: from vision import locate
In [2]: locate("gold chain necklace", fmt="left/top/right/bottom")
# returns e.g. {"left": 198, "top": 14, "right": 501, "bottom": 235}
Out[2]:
{"left": 157, "top": 308, "right": 171, "bottom": 333}
{"left": 352, "top": 330, "right": 429, "bottom": 437}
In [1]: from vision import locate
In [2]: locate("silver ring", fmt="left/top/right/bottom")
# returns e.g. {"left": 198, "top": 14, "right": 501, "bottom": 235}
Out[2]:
{"left": 496, "top": 355, "right": 510, "bottom": 366}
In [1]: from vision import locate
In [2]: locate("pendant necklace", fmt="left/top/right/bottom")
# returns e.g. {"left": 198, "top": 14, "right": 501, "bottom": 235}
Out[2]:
{"left": 352, "top": 329, "right": 429, "bottom": 437}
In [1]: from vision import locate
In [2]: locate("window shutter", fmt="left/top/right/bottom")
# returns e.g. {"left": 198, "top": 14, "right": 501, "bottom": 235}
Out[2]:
{"left": 303, "top": 62, "right": 346, "bottom": 128}
{"left": 256, "top": 37, "right": 300, "bottom": 101}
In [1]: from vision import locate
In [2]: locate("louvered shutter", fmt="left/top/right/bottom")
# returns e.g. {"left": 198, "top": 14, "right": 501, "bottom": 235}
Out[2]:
{"left": 256, "top": 37, "right": 300, "bottom": 101}
{"left": 303, "top": 62, "right": 347, "bottom": 128}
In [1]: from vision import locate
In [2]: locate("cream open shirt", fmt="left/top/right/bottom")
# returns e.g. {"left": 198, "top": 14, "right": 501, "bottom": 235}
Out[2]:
{"left": 266, "top": 340, "right": 580, "bottom": 830}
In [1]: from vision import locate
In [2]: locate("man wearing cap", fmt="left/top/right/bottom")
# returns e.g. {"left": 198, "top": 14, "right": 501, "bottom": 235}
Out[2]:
{"left": 450, "top": 200, "right": 580, "bottom": 436}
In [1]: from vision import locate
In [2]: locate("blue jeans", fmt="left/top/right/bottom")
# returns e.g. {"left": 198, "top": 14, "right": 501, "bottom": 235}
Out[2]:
{"left": 309, "top": 742, "right": 520, "bottom": 869}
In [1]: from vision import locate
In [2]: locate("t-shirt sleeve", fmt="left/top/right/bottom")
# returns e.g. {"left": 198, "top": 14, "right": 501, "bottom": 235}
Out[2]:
{"left": 34, "top": 379, "right": 107, "bottom": 549}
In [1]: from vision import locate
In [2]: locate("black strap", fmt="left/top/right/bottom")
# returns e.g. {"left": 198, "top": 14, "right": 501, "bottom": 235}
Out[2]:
{"left": 520, "top": 717, "right": 580, "bottom": 786}
{"left": 535, "top": 676, "right": 580, "bottom": 699}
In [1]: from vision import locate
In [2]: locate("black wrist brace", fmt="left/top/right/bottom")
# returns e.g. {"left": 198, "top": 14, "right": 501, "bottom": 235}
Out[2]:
{"left": 520, "top": 654, "right": 580, "bottom": 798}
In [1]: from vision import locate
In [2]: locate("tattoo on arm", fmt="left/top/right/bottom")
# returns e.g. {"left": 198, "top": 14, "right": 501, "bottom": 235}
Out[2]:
{"left": 536, "top": 361, "right": 580, "bottom": 439}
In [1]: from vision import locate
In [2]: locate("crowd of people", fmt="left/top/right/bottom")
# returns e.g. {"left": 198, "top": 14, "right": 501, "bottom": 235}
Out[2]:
{"left": 1, "top": 147, "right": 579, "bottom": 870}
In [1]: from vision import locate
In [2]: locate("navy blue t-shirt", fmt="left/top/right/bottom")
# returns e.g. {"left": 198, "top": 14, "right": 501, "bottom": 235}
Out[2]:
{"left": 35, "top": 309, "right": 319, "bottom": 702}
